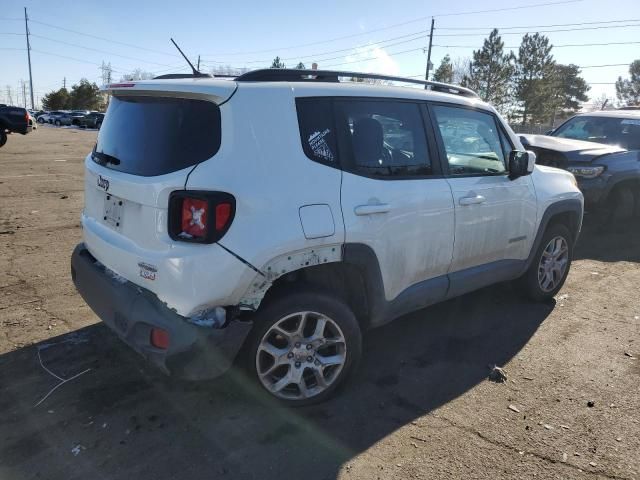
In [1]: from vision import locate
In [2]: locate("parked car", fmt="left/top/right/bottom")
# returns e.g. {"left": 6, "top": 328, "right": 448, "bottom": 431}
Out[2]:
{"left": 71, "top": 69, "right": 583, "bottom": 405}
{"left": 79, "top": 112, "right": 105, "bottom": 129}
{"left": 37, "top": 110, "right": 66, "bottom": 124}
{"left": 520, "top": 110, "right": 640, "bottom": 220}
{"left": 0, "top": 105, "right": 33, "bottom": 147}
{"left": 70, "top": 110, "right": 91, "bottom": 126}
{"left": 53, "top": 112, "right": 74, "bottom": 126}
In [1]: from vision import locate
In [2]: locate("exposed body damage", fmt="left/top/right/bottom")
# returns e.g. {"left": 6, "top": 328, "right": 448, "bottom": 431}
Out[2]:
{"left": 239, "top": 244, "right": 343, "bottom": 310}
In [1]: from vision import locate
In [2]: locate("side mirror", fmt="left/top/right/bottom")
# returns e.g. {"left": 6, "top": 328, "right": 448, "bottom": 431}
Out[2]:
{"left": 545, "top": 129, "right": 554, "bottom": 135}
{"left": 509, "top": 150, "right": 536, "bottom": 180}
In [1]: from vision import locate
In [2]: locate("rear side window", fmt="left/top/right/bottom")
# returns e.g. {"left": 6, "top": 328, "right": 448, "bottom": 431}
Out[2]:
{"left": 94, "top": 95, "right": 221, "bottom": 177}
{"left": 335, "top": 100, "right": 432, "bottom": 177}
{"left": 296, "top": 98, "right": 338, "bottom": 164}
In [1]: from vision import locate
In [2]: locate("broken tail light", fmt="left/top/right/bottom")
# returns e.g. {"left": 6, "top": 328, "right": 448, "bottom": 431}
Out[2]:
{"left": 168, "top": 191, "right": 235, "bottom": 243}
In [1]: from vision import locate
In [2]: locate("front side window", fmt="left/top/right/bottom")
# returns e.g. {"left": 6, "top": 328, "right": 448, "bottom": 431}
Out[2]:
{"left": 336, "top": 100, "right": 432, "bottom": 177}
{"left": 432, "top": 105, "right": 507, "bottom": 175}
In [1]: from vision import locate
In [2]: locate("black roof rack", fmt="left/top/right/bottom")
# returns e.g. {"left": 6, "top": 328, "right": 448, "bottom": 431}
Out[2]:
{"left": 153, "top": 73, "right": 212, "bottom": 80}
{"left": 235, "top": 68, "right": 479, "bottom": 98}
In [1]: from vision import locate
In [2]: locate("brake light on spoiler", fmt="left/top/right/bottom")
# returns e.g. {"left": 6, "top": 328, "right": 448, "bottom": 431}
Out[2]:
{"left": 107, "top": 83, "right": 136, "bottom": 88}
{"left": 168, "top": 191, "right": 235, "bottom": 243}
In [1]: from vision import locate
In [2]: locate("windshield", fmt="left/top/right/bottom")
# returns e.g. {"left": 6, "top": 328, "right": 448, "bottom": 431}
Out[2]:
{"left": 552, "top": 115, "right": 640, "bottom": 150}
{"left": 94, "top": 95, "right": 221, "bottom": 176}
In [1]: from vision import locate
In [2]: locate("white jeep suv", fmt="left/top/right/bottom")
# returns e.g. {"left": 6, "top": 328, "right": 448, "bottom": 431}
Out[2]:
{"left": 71, "top": 69, "right": 583, "bottom": 405}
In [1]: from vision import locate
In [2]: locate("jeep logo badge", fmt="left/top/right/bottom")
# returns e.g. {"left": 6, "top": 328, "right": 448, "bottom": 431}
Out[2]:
{"left": 97, "top": 175, "right": 110, "bottom": 191}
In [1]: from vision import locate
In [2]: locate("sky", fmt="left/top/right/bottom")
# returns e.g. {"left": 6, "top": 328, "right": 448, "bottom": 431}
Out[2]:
{"left": 1, "top": 0, "right": 639, "bottom": 109}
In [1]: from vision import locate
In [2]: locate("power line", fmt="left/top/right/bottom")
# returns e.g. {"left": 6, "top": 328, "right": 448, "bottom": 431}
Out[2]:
{"left": 30, "top": 33, "right": 176, "bottom": 68}
{"left": 433, "top": 23, "right": 640, "bottom": 37}
{"left": 199, "top": 0, "right": 582, "bottom": 56}
{"left": 433, "top": 40, "right": 640, "bottom": 49}
{"left": 202, "top": 21, "right": 640, "bottom": 68}
{"left": 28, "top": 18, "right": 180, "bottom": 58}
{"left": 202, "top": 30, "right": 429, "bottom": 65}
{"left": 436, "top": 18, "right": 640, "bottom": 30}
{"left": 30, "top": 48, "right": 125, "bottom": 72}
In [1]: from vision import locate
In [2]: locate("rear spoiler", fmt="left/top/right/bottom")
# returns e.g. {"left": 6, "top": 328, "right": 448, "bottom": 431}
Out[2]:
{"left": 101, "top": 80, "right": 238, "bottom": 105}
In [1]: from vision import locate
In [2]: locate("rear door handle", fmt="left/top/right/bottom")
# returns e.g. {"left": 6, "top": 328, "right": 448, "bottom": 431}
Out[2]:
{"left": 354, "top": 204, "right": 391, "bottom": 215}
{"left": 459, "top": 194, "right": 486, "bottom": 206}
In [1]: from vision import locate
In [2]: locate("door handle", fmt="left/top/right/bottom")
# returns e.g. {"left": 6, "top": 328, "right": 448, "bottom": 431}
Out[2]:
{"left": 459, "top": 194, "right": 486, "bottom": 206}
{"left": 354, "top": 204, "right": 391, "bottom": 215}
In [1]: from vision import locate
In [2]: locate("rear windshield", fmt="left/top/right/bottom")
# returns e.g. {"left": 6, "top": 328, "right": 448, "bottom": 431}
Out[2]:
{"left": 94, "top": 95, "right": 221, "bottom": 176}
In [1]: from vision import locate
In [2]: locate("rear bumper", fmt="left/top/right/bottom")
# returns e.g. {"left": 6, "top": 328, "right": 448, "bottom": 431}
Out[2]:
{"left": 71, "top": 243, "right": 252, "bottom": 380}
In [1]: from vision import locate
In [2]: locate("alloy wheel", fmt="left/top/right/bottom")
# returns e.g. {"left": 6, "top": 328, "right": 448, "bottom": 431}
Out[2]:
{"left": 255, "top": 311, "right": 347, "bottom": 400}
{"left": 537, "top": 235, "right": 569, "bottom": 292}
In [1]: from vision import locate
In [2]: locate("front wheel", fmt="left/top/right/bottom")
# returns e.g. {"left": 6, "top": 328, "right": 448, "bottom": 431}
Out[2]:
{"left": 54, "top": 119, "right": 61, "bottom": 126}
{"left": 0, "top": 129, "right": 7, "bottom": 148}
{"left": 244, "top": 290, "right": 362, "bottom": 406}
{"left": 520, "top": 224, "right": 573, "bottom": 302}
{"left": 37, "top": 117, "right": 45, "bottom": 124}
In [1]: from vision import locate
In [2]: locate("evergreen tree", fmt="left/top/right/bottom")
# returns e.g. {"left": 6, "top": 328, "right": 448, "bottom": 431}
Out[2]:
{"left": 42, "top": 88, "right": 69, "bottom": 110}
{"left": 546, "top": 64, "right": 589, "bottom": 124}
{"left": 514, "top": 33, "right": 555, "bottom": 126}
{"left": 295, "top": 62, "right": 306, "bottom": 69}
{"left": 270, "top": 56, "right": 286, "bottom": 68}
{"left": 68, "top": 79, "right": 102, "bottom": 110}
{"left": 461, "top": 29, "right": 515, "bottom": 113}
{"left": 433, "top": 55, "right": 454, "bottom": 83}
{"left": 615, "top": 60, "right": 640, "bottom": 106}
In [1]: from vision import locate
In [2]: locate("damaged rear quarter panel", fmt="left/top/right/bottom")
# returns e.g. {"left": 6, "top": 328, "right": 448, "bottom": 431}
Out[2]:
{"left": 239, "top": 245, "right": 342, "bottom": 310}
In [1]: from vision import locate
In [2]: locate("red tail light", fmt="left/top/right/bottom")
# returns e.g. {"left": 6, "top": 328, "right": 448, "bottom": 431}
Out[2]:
{"left": 150, "top": 328, "right": 170, "bottom": 349}
{"left": 168, "top": 191, "right": 235, "bottom": 243}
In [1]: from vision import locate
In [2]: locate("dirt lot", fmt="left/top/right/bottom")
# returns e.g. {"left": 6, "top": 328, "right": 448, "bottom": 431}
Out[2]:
{"left": 0, "top": 126, "right": 639, "bottom": 480}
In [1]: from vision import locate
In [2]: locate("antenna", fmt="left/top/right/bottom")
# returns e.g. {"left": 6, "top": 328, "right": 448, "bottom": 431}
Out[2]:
{"left": 170, "top": 38, "right": 206, "bottom": 77}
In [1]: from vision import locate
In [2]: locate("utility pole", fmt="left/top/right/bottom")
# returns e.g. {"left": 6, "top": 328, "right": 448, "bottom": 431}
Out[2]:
{"left": 197, "top": 55, "right": 201, "bottom": 71}
{"left": 21, "top": 80, "right": 27, "bottom": 108}
{"left": 24, "top": 7, "right": 35, "bottom": 110}
{"left": 424, "top": 17, "right": 435, "bottom": 88}
{"left": 63, "top": 77, "right": 66, "bottom": 89}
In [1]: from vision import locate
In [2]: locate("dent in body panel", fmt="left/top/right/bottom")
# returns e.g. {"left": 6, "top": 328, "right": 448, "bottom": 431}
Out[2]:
{"left": 238, "top": 245, "right": 343, "bottom": 310}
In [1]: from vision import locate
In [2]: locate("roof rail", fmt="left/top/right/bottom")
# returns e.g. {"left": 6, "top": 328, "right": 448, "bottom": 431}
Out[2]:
{"left": 235, "top": 68, "right": 479, "bottom": 98}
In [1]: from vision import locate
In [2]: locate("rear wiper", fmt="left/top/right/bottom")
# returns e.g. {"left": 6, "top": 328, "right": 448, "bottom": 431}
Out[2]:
{"left": 92, "top": 150, "right": 121, "bottom": 166}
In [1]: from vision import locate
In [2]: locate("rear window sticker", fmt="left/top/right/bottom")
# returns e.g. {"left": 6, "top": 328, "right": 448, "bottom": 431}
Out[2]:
{"left": 308, "top": 129, "right": 334, "bottom": 162}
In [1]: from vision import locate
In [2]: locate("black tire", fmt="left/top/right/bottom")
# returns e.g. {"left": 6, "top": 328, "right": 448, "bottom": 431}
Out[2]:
{"left": 520, "top": 223, "right": 573, "bottom": 302}
{"left": 242, "top": 289, "right": 362, "bottom": 406}
{"left": 608, "top": 186, "right": 635, "bottom": 222}
{"left": 96, "top": 120, "right": 102, "bottom": 129}
{"left": 37, "top": 117, "right": 45, "bottom": 124}
{"left": 54, "top": 119, "right": 61, "bottom": 126}
{"left": 0, "top": 129, "right": 7, "bottom": 148}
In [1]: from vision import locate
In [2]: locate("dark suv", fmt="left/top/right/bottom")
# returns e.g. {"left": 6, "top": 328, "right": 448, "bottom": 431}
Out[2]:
{"left": 0, "top": 105, "right": 33, "bottom": 147}
{"left": 520, "top": 110, "right": 640, "bottom": 220}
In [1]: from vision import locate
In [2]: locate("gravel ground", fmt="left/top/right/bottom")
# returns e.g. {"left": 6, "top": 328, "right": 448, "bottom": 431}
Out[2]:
{"left": 0, "top": 126, "right": 639, "bottom": 480}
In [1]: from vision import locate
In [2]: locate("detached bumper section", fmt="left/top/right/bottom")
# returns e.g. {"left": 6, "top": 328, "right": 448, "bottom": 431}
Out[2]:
{"left": 70, "top": 243, "right": 252, "bottom": 380}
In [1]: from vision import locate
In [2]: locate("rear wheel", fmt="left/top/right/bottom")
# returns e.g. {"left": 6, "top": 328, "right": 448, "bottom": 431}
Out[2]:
{"left": 54, "top": 119, "right": 61, "bottom": 126}
{"left": 0, "top": 129, "right": 7, "bottom": 148}
{"left": 520, "top": 224, "right": 573, "bottom": 302}
{"left": 37, "top": 117, "right": 44, "bottom": 124}
{"left": 244, "top": 290, "right": 361, "bottom": 406}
